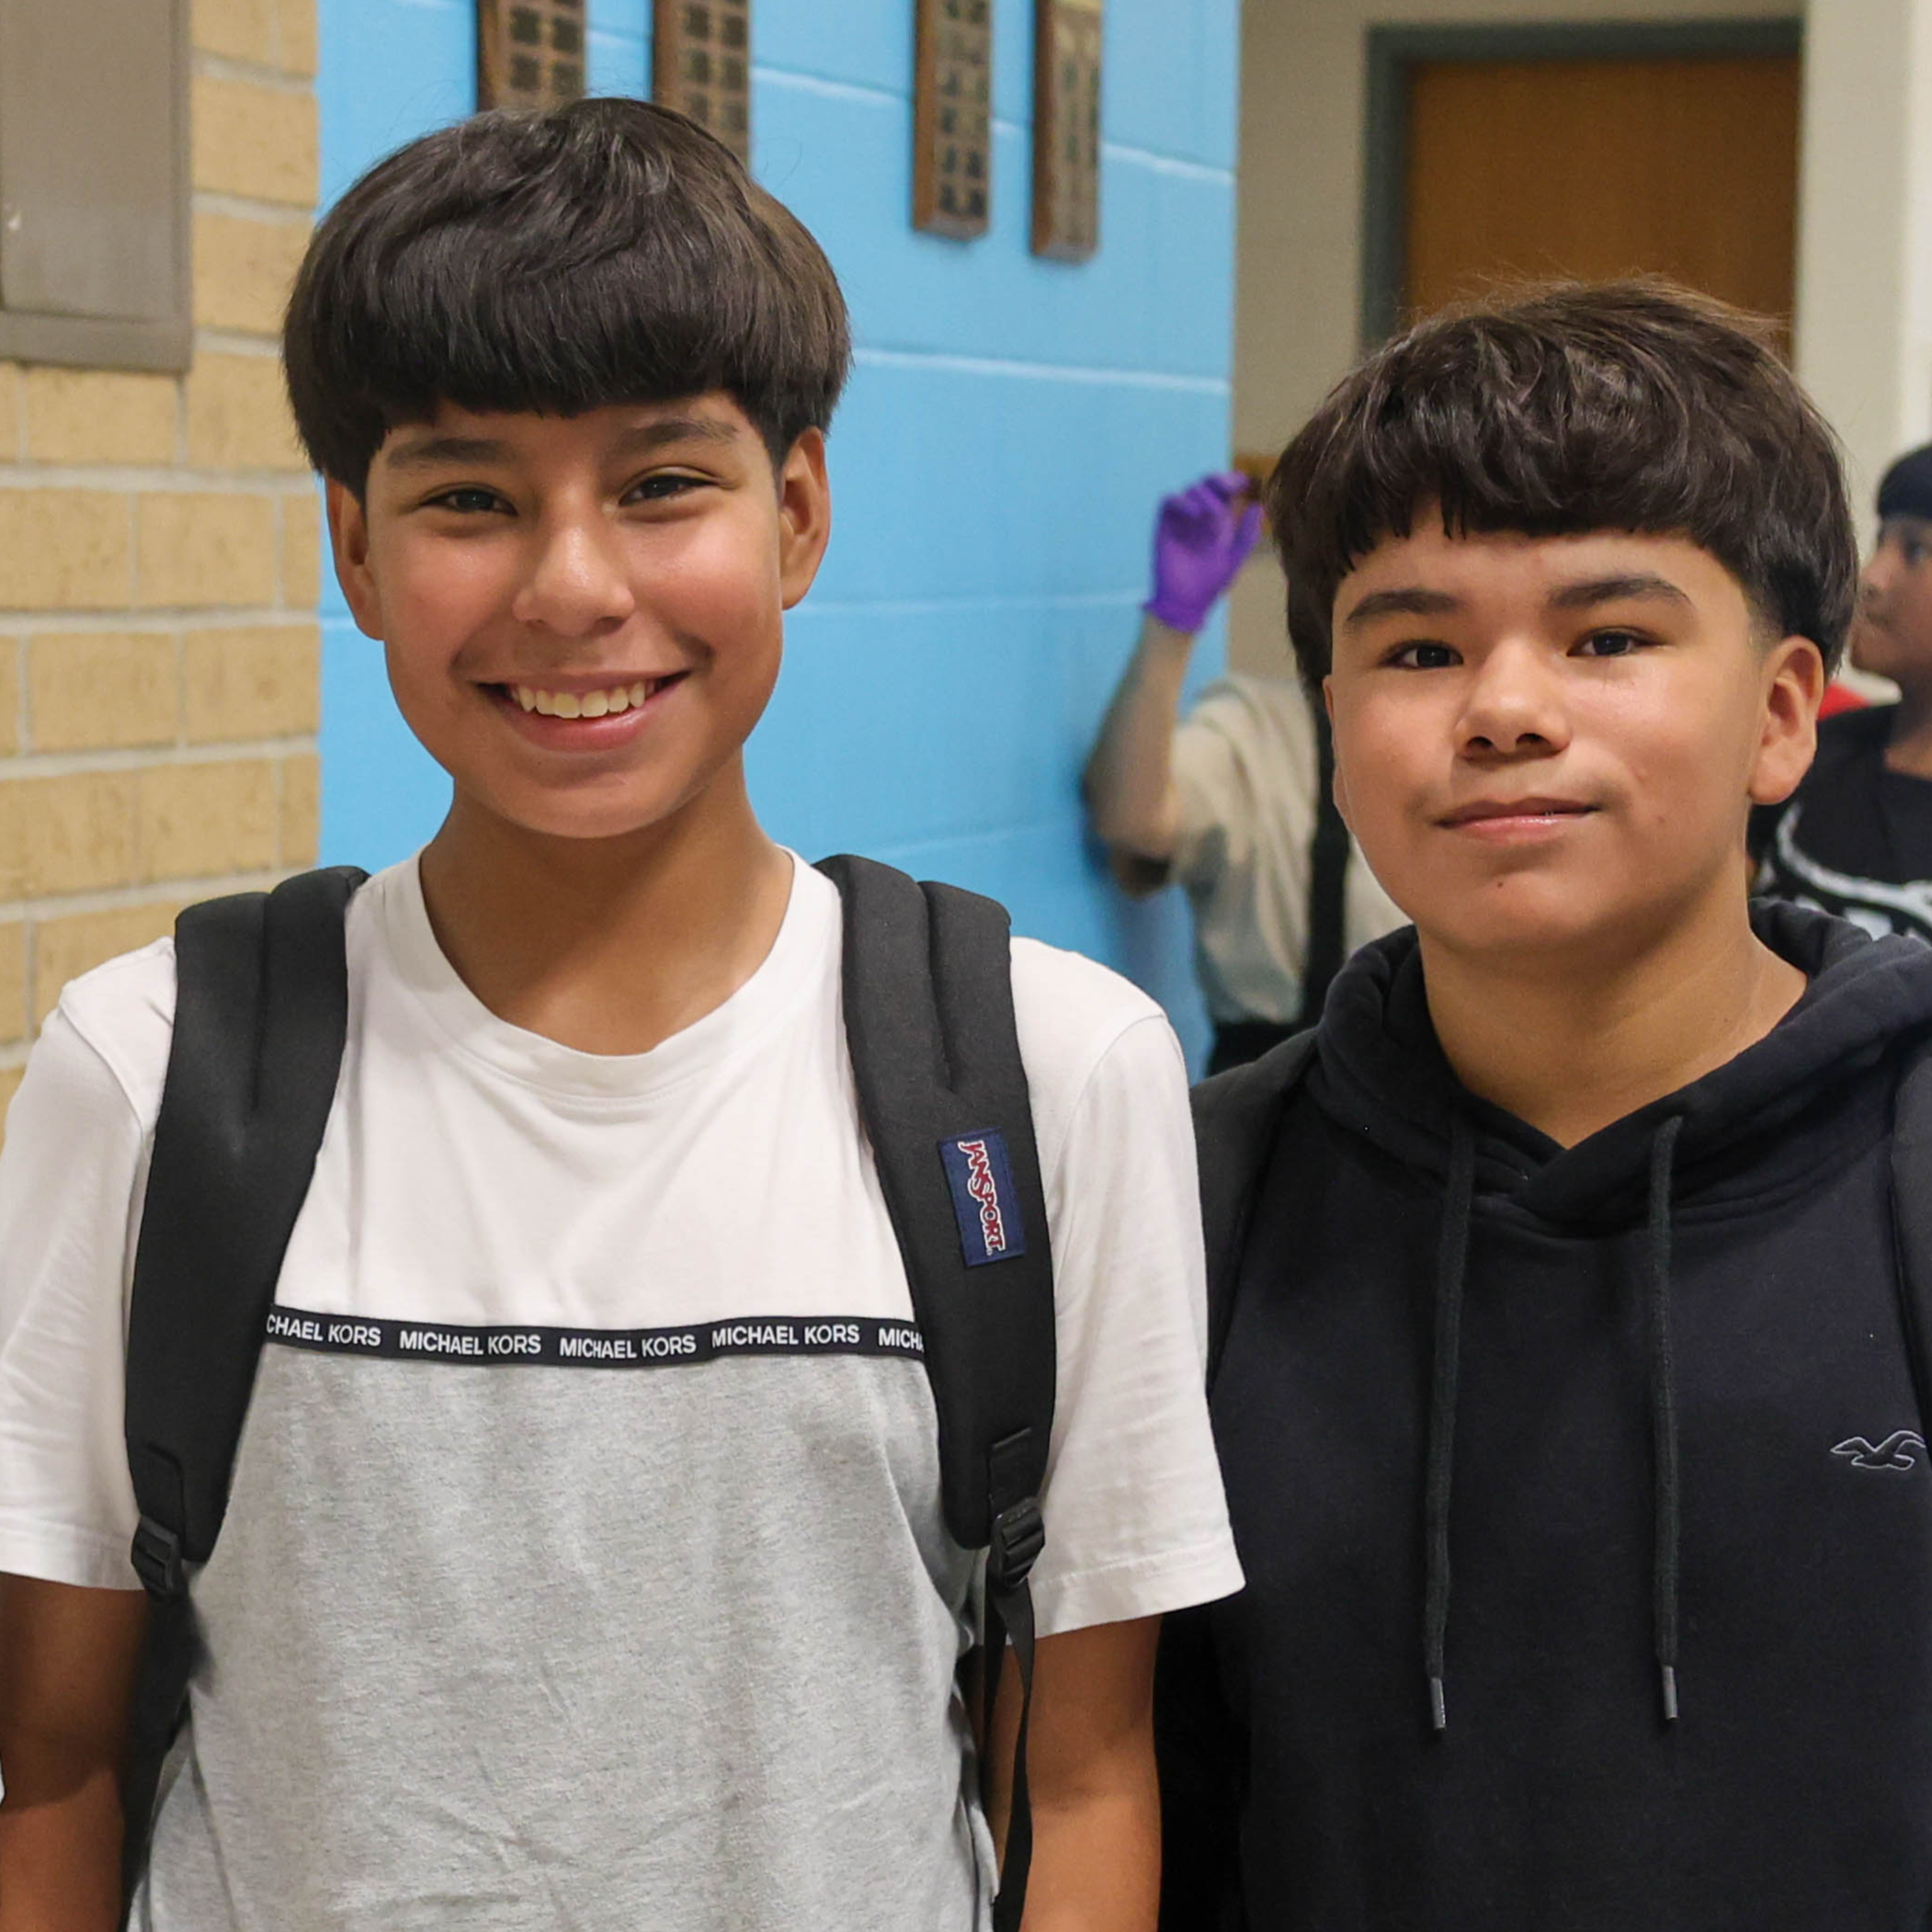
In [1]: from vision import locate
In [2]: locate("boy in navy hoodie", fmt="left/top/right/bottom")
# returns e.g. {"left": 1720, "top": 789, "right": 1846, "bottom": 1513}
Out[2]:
{"left": 1160, "top": 283, "right": 1932, "bottom": 1929}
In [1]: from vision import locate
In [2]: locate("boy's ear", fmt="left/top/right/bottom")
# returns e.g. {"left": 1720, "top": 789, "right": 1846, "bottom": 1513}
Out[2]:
{"left": 326, "top": 480, "right": 384, "bottom": 642}
{"left": 776, "top": 428, "right": 832, "bottom": 610}
{"left": 1748, "top": 633, "right": 1826, "bottom": 808}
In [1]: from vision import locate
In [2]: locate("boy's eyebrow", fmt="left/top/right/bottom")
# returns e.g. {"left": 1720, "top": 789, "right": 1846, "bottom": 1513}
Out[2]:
{"left": 382, "top": 433, "right": 515, "bottom": 472}
{"left": 1546, "top": 573, "right": 1692, "bottom": 611}
{"left": 608, "top": 416, "right": 742, "bottom": 456}
{"left": 381, "top": 416, "right": 741, "bottom": 472}
{"left": 1340, "top": 586, "right": 1462, "bottom": 628}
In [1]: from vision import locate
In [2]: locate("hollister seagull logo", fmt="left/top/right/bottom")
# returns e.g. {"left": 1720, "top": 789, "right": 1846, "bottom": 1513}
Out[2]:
{"left": 1832, "top": 1430, "right": 1928, "bottom": 1472}
{"left": 938, "top": 1129, "right": 1027, "bottom": 1268}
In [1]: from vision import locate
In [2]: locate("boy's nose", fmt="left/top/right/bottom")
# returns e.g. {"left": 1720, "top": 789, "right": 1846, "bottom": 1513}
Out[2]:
{"left": 512, "top": 517, "right": 638, "bottom": 636}
{"left": 1456, "top": 644, "right": 1570, "bottom": 756}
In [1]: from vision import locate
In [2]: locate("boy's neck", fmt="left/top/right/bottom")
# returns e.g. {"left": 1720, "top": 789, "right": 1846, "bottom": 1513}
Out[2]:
{"left": 415, "top": 766, "right": 793, "bottom": 1056}
{"left": 1418, "top": 878, "right": 1806, "bottom": 1148}
{"left": 1886, "top": 683, "right": 1932, "bottom": 778}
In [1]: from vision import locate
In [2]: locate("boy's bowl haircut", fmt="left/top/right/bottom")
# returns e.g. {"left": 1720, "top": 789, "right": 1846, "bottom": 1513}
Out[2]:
{"left": 282, "top": 97, "right": 852, "bottom": 492}
{"left": 1266, "top": 280, "right": 1858, "bottom": 690}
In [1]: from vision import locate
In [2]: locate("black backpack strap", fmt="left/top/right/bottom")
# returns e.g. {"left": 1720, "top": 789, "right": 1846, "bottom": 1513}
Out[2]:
{"left": 816, "top": 854, "right": 1054, "bottom": 1932}
{"left": 1890, "top": 1030, "right": 1932, "bottom": 1436}
{"left": 1295, "top": 709, "right": 1350, "bottom": 1031}
{"left": 1155, "top": 1029, "right": 1318, "bottom": 1932}
{"left": 119, "top": 866, "right": 363, "bottom": 1918}
{"left": 1194, "top": 1029, "right": 1318, "bottom": 1390}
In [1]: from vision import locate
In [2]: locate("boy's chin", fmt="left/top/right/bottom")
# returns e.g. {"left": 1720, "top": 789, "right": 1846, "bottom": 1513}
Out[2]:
{"left": 1409, "top": 881, "right": 1668, "bottom": 969}
{"left": 454, "top": 779, "right": 712, "bottom": 848}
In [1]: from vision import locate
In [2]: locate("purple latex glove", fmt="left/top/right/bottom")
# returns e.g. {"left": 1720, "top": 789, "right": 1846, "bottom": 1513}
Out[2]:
{"left": 1143, "top": 472, "right": 1264, "bottom": 633}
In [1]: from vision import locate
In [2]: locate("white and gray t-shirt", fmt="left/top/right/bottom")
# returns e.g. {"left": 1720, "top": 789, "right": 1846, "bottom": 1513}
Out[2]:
{"left": 0, "top": 854, "right": 1242, "bottom": 1932}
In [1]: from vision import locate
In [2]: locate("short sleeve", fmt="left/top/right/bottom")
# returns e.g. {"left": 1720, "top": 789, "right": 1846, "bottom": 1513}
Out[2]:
{"left": 1029, "top": 1011, "right": 1244, "bottom": 1636}
{"left": 0, "top": 1007, "right": 147, "bottom": 1589}
{"left": 1168, "top": 687, "right": 1260, "bottom": 889}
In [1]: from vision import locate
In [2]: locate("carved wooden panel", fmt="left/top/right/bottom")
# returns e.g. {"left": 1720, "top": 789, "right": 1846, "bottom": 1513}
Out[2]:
{"left": 914, "top": 0, "right": 993, "bottom": 240}
{"left": 1032, "top": 0, "right": 1101, "bottom": 259}
{"left": 477, "top": 0, "right": 587, "bottom": 110}
{"left": 653, "top": 0, "right": 752, "bottom": 162}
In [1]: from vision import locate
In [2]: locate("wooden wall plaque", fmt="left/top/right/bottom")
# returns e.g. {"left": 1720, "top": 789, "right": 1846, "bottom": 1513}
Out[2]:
{"left": 915, "top": 0, "right": 993, "bottom": 239}
{"left": 653, "top": 0, "right": 752, "bottom": 162}
{"left": 1032, "top": 0, "right": 1101, "bottom": 259}
{"left": 478, "top": 0, "right": 587, "bottom": 110}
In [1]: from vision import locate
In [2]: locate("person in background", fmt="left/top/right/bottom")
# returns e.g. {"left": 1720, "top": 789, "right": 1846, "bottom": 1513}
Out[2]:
{"left": 1756, "top": 442, "right": 1932, "bottom": 938}
{"left": 1085, "top": 472, "right": 1404, "bottom": 1074}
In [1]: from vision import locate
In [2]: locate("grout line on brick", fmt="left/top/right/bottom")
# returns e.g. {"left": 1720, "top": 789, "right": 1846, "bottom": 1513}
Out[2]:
{"left": 193, "top": 330, "right": 286, "bottom": 360}
{"left": 192, "top": 51, "right": 316, "bottom": 95}
{"left": 0, "top": 736, "right": 320, "bottom": 780}
{"left": 0, "top": 870, "right": 294, "bottom": 926}
{"left": 0, "top": 610, "right": 320, "bottom": 637}
{"left": 20, "top": 917, "right": 36, "bottom": 1049}
{"left": 192, "top": 190, "right": 314, "bottom": 228}
{"left": 0, "top": 466, "right": 314, "bottom": 494}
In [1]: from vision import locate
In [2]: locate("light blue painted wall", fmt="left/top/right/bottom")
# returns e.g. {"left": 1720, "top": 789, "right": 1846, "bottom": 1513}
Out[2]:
{"left": 316, "top": 0, "right": 1240, "bottom": 1066}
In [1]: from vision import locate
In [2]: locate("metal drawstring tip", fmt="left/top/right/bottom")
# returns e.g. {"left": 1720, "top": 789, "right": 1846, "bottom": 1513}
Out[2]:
{"left": 1659, "top": 1663, "right": 1678, "bottom": 1723}
{"left": 1428, "top": 1675, "right": 1447, "bottom": 1733}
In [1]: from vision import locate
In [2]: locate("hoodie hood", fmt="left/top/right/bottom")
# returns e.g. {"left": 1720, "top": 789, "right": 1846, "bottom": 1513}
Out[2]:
{"left": 1314, "top": 900, "right": 1932, "bottom": 1233}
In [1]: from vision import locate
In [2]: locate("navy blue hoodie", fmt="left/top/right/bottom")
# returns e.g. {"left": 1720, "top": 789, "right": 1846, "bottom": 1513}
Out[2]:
{"left": 1168, "top": 904, "right": 1932, "bottom": 1931}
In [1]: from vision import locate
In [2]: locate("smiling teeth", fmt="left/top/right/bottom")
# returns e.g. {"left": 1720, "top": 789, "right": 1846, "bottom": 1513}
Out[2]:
{"left": 514, "top": 681, "right": 653, "bottom": 718}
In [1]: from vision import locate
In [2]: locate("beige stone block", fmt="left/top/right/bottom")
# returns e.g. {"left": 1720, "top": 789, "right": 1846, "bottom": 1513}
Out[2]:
{"left": 193, "top": 74, "right": 318, "bottom": 209}
{"left": 183, "top": 623, "right": 317, "bottom": 741}
{"left": 0, "top": 364, "right": 20, "bottom": 461}
{"left": 277, "top": 0, "right": 317, "bottom": 76}
{"left": 0, "top": 1063, "right": 25, "bottom": 1144}
{"left": 187, "top": 354, "right": 306, "bottom": 472}
{"left": 137, "top": 759, "right": 278, "bottom": 881}
{"left": 29, "top": 632, "right": 177, "bottom": 753}
{"left": 33, "top": 901, "right": 180, "bottom": 1025}
{"left": 0, "top": 924, "right": 26, "bottom": 1043}
{"left": 24, "top": 369, "right": 178, "bottom": 467}
{"left": 192, "top": 0, "right": 275, "bottom": 63}
{"left": 281, "top": 749, "right": 318, "bottom": 866}
{"left": 137, "top": 494, "right": 278, "bottom": 608}
{"left": 283, "top": 490, "right": 323, "bottom": 608}
{"left": 0, "top": 771, "right": 140, "bottom": 897}
{"left": 0, "top": 493, "right": 132, "bottom": 611}
{"left": 193, "top": 212, "right": 310, "bottom": 336}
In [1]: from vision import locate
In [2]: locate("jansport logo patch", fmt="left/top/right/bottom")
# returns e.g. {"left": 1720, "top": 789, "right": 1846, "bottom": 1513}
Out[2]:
{"left": 939, "top": 1130, "right": 1027, "bottom": 1267}
{"left": 1832, "top": 1430, "right": 1927, "bottom": 1472}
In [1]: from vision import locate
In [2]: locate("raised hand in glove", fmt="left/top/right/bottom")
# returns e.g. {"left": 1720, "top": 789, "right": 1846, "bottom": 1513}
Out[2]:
{"left": 1142, "top": 472, "right": 1264, "bottom": 635}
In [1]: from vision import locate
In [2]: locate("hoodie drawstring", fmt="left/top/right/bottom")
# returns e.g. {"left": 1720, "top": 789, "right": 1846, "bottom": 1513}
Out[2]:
{"left": 1646, "top": 1114, "right": 1684, "bottom": 1724}
{"left": 1423, "top": 1117, "right": 1476, "bottom": 1733}
{"left": 1423, "top": 1111, "right": 1686, "bottom": 1733}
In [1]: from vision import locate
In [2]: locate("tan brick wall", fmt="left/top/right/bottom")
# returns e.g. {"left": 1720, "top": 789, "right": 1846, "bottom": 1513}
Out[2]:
{"left": 0, "top": 0, "right": 322, "bottom": 1125}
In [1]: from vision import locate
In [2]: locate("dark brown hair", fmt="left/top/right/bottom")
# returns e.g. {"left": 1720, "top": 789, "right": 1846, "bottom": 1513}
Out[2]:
{"left": 283, "top": 97, "right": 850, "bottom": 491}
{"left": 1266, "top": 280, "right": 1857, "bottom": 686}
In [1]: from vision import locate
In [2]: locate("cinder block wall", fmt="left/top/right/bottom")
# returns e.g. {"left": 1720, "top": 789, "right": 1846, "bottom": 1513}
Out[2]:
{"left": 0, "top": 0, "right": 321, "bottom": 1117}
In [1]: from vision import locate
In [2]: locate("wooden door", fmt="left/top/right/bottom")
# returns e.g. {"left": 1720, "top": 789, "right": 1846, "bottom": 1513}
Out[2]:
{"left": 1401, "top": 52, "right": 1801, "bottom": 343}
